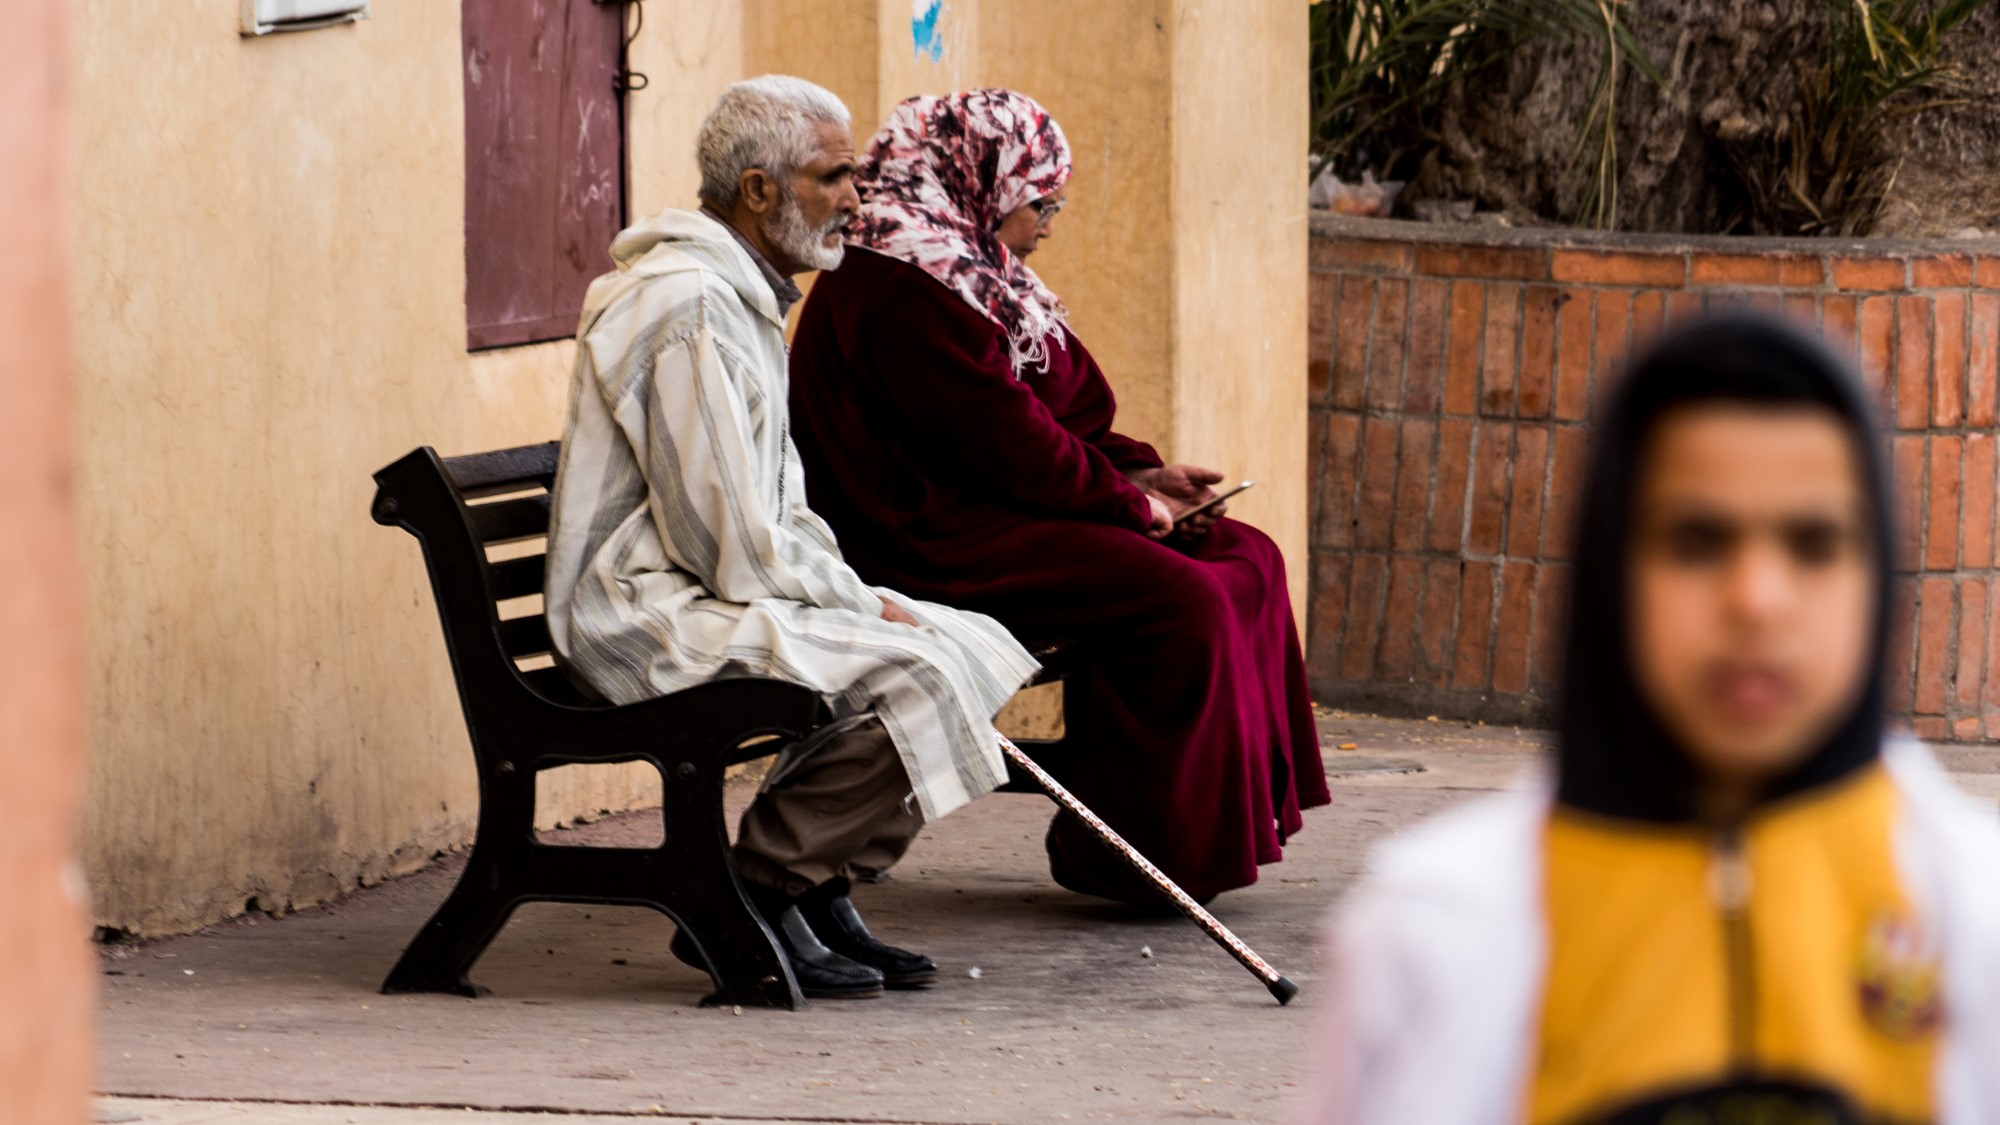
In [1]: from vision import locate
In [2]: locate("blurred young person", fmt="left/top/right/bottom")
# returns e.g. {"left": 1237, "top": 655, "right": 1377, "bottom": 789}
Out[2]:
{"left": 785, "top": 89, "right": 1329, "bottom": 904}
{"left": 1299, "top": 317, "right": 2000, "bottom": 1123}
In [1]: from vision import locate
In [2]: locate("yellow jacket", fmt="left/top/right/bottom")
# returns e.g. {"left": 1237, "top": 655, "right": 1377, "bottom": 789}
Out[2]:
{"left": 1298, "top": 740, "right": 2000, "bottom": 1124}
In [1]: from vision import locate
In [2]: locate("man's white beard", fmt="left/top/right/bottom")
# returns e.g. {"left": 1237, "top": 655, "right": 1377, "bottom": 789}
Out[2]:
{"left": 770, "top": 194, "right": 846, "bottom": 272}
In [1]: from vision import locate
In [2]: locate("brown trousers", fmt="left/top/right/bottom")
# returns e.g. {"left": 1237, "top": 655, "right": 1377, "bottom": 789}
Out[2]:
{"left": 732, "top": 719, "right": 924, "bottom": 896}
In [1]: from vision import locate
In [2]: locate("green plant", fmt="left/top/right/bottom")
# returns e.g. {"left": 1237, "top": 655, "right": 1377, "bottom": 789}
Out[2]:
{"left": 1570, "top": 1, "right": 1628, "bottom": 231}
{"left": 1717, "top": 0, "right": 1996, "bottom": 236}
{"left": 1308, "top": 0, "right": 1659, "bottom": 228}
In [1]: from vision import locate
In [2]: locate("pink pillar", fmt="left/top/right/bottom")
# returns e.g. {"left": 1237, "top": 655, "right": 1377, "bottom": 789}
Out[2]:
{"left": 0, "top": 0, "right": 94, "bottom": 1120}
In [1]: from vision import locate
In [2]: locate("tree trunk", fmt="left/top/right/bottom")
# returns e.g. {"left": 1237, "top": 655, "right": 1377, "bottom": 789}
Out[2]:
{"left": 1408, "top": 1, "right": 2000, "bottom": 236}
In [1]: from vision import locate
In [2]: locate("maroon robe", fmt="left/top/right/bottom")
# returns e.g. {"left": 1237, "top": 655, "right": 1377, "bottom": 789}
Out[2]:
{"left": 788, "top": 247, "right": 1330, "bottom": 902}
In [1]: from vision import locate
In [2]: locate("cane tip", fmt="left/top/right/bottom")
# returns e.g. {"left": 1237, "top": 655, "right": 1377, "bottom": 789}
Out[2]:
{"left": 1269, "top": 975, "right": 1299, "bottom": 1005}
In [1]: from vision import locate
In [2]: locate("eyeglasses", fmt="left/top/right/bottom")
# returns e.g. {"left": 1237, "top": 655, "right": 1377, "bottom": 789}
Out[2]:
{"left": 1028, "top": 197, "right": 1067, "bottom": 227}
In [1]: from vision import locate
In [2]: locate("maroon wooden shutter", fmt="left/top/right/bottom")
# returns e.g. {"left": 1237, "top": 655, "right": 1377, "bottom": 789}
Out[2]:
{"left": 461, "top": 0, "right": 627, "bottom": 351}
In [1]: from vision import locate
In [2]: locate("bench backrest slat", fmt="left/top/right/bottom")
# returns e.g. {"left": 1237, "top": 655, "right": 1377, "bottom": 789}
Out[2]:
{"left": 466, "top": 494, "right": 552, "bottom": 545}
{"left": 441, "top": 441, "right": 560, "bottom": 499}
{"left": 485, "top": 554, "right": 547, "bottom": 602}
{"left": 498, "top": 615, "right": 554, "bottom": 660}
{"left": 373, "top": 441, "right": 576, "bottom": 704}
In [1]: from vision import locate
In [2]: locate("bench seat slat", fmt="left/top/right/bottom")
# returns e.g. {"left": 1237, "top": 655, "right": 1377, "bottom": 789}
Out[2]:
{"left": 467, "top": 494, "right": 551, "bottom": 544}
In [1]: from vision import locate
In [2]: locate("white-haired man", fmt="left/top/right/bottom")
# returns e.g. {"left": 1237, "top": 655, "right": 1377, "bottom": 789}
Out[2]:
{"left": 544, "top": 76, "right": 1039, "bottom": 1000}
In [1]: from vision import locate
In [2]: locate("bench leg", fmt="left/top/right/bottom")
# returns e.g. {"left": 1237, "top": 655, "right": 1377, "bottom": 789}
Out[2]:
{"left": 380, "top": 852, "right": 519, "bottom": 997}
{"left": 664, "top": 775, "right": 806, "bottom": 1010}
{"left": 667, "top": 886, "right": 805, "bottom": 1010}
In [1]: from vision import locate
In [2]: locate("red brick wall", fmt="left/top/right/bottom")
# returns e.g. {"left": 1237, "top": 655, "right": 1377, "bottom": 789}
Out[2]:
{"left": 1307, "top": 214, "right": 2000, "bottom": 740}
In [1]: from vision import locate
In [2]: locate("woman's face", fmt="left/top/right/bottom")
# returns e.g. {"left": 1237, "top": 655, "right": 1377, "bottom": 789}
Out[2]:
{"left": 1627, "top": 403, "right": 1877, "bottom": 797}
{"left": 995, "top": 182, "right": 1067, "bottom": 259}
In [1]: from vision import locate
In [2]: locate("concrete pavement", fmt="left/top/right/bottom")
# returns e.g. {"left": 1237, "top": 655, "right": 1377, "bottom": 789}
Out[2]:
{"left": 96, "top": 1097, "right": 842, "bottom": 1123}
{"left": 94, "top": 715, "right": 2000, "bottom": 1124}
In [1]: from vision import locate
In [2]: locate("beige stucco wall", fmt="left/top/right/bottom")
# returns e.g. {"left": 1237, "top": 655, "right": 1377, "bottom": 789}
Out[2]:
{"left": 73, "top": 1, "right": 1307, "bottom": 935}
{"left": 1172, "top": 0, "right": 1311, "bottom": 614}
{"left": 630, "top": 0, "right": 747, "bottom": 216}
{"left": 978, "top": 0, "right": 1179, "bottom": 462}
{"left": 71, "top": 2, "right": 705, "bottom": 934}
{"left": 748, "top": 0, "right": 879, "bottom": 130}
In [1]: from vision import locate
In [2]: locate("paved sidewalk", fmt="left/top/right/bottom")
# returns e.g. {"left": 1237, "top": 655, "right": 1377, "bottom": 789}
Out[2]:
{"left": 96, "top": 1097, "right": 820, "bottom": 1123}
{"left": 94, "top": 716, "right": 2000, "bottom": 1124}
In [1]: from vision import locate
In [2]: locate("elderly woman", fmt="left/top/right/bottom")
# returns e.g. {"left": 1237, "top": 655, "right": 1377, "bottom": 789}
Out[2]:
{"left": 785, "top": 89, "right": 1328, "bottom": 904}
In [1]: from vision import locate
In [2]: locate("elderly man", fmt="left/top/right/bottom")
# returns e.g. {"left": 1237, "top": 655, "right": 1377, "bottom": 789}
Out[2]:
{"left": 544, "top": 76, "right": 1038, "bottom": 1000}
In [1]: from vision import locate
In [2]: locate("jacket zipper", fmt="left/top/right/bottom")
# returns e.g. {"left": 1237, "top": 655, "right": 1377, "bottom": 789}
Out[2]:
{"left": 1711, "top": 828, "right": 1755, "bottom": 1068}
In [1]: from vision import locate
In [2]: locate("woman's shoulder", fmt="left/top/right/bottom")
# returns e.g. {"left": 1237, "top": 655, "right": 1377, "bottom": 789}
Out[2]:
{"left": 825, "top": 249, "right": 1000, "bottom": 324}
{"left": 818, "top": 247, "right": 929, "bottom": 295}
{"left": 808, "top": 249, "right": 1013, "bottom": 374}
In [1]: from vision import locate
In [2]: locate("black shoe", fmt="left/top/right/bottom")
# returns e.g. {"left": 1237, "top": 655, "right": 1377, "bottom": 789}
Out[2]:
{"left": 795, "top": 878, "right": 938, "bottom": 989}
{"left": 671, "top": 892, "right": 885, "bottom": 1001}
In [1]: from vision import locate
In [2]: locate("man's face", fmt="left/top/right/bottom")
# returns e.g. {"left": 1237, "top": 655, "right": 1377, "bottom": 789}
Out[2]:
{"left": 766, "top": 119, "right": 859, "bottom": 274}
{"left": 1626, "top": 403, "right": 1876, "bottom": 793}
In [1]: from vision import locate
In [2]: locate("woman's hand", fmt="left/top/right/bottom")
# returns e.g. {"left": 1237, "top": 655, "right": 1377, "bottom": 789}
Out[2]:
{"left": 1135, "top": 464, "right": 1228, "bottom": 539}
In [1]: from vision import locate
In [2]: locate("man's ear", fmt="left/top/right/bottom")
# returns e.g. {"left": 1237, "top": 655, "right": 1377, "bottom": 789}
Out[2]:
{"left": 738, "top": 168, "right": 778, "bottom": 216}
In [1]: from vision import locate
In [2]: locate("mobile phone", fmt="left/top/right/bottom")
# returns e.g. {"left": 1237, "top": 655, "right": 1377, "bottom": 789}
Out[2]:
{"left": 1174, "top": 480, "right": 1255, "bottom": 525}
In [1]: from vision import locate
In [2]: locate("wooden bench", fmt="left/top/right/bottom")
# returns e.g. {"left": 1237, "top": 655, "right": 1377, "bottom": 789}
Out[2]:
{"left": 371, "top": 441, "right": 824, "bottom": 1009}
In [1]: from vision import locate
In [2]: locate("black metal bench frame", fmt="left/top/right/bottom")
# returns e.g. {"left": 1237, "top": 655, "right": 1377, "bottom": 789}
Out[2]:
{"left": 371, "top": 441, "right": 826, "bottom": 1009}
{"left": 372, "top": 438, "right": 1096, "bottom": 1007}
{"left": 998, "top": 644, "right": 1088, "bottom": 793}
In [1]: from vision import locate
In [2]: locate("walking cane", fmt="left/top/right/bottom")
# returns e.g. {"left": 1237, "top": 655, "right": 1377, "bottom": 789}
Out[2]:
{"left": 998, "top": 735, "right": 1299, "bottom": 1006}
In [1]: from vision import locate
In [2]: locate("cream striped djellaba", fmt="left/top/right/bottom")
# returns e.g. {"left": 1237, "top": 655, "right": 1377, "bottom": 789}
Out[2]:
{"left": 545, "top": 207, "right": 1040, "bottom": 820}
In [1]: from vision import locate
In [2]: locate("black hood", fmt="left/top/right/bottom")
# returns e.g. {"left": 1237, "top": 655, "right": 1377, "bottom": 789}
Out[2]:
{"left": 1555, "top": 314, "right": 1894, "bottom": 824}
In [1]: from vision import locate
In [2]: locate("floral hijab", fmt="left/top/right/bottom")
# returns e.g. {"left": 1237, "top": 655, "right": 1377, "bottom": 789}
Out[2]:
{"left": 847, "top": 89, "right": 1072, "bottom": 376}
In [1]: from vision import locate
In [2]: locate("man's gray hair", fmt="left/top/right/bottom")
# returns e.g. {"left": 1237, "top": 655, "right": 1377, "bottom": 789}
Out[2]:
{"left": 697, "top": 75, "right": 852, "bottom": 211}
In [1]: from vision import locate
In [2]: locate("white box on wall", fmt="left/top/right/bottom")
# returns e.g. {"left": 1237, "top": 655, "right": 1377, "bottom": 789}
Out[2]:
{"left": 240, "top": 0, "right": 370, "bottom": 36}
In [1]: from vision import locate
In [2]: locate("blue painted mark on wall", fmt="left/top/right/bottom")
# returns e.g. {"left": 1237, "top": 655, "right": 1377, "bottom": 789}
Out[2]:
{"left": 912, "top": 0, "right": 945, "bottom": 63}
